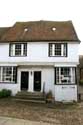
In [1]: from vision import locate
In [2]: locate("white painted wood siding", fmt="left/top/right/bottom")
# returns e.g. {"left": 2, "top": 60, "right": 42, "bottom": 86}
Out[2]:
{"left": 0, "top": 42, "right": 79, "bottom": 64}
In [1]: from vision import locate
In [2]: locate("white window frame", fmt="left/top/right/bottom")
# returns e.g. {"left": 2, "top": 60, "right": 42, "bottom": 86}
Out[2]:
{"left": 49, "top": 43, "right": 67, "bottom": 57}
{"left": 15, "top": 44, "right": 21, "bottom": 56}
{"left": 0, "top": 66, "right": 17, "bottom": 83}
{"left": 55, "top": 67, "right": 76, "bottom": 84}
{"left": 10, "top": 43, "right": 27, "bottom": 56}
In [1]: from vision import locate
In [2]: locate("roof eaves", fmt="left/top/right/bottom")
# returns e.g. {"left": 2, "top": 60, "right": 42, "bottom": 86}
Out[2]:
{"left": 0, "top": 39, "right": 80, "bottom": 43}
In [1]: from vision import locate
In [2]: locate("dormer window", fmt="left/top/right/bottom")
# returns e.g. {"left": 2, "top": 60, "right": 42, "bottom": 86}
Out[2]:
{"left": 9, "top": 43, "right": 27, "bottom": 56}
{"left": 52, "top": 27, "right": 56, "bottom": 31}
{"left": 49, "top": 43, "right": 67, "bottom": 57}
{"left": 24, "top": 28, "right": 28, "bottom": 32}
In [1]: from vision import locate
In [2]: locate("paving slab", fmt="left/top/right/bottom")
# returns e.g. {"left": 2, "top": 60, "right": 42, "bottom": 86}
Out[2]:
{"left": 0, "top": 118, "right": 7, "bottom": 124}
{"left": 0, "top": 117, "right": 52, "bottom": 125}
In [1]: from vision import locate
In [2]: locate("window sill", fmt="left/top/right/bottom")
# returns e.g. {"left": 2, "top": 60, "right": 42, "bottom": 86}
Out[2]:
{"left": 49, "top": 55, "right": 67, "bottom": 57}
{"left": 0, "top": 82, "right": 17, "bottom": 84}
{"left": 55, "top": 83, "right": 76, "bottom": 85}
{"left": 9, "top": 55, "right": 27, "bottom": 57}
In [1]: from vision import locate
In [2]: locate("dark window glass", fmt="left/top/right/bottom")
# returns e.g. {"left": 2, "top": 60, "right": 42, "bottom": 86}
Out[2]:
{"left": 15, "top": 44, "right": 21, "bottom": 56}
{"left": 54, "top": 44, "right": 61, "bottom": 56}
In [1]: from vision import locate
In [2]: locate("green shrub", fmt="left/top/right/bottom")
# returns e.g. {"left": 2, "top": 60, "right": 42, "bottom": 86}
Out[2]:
{"left": 79, "top": 80, "right": 83, "bottom": 85}
{"left": 0, "top": 89, "right": 11, "bottom": 98}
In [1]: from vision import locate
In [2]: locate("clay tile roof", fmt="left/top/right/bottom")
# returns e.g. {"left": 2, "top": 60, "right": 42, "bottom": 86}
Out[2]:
{"left": 0, "top": 20, "right": 80, "bottom": 42}
{"left": 0, "top": 27, "right": 10, "bottom": 39}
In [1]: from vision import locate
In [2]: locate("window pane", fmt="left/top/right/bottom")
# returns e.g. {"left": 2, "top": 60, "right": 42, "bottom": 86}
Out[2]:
{"left": 15, "top": 44, "right": 21, "bottom": 56}
{"left": 13, "top": 67, "right": 17, "bottom": 83}
{"left": 3, "top": 67, "right": 12, "bottom": 82}
{"left": 61, "top": 67, "right": 71, "bottom": 83}
{"left": 54, "top": 44, "right": 61, "bottom": 56}
{"left": 10, "top": 43, "right": 27, "bottom": 56}
{"left": 63, "top": 44, "right": 67, "bottom": 56}
{"left": 49, "top": 44, "right": 52, "bottom": 56}
{"left": 49, "top": 43, "right": 67, "bottom": 57}
{"left": 56, "top": 68, "right": 59, "bottom": 84}
{"left": 2, "top": 67, "right": 17, "bottom": 83}
{"left": 72, "top": 68, "right": 75, "bottom": 83}
{"left": 23, "top": 43, "right": 27, "bottom": 56}
{"left": 55, "top": 67, "right": 75, "bottom": 84}
{"left": 10, "top": 44, "right": 14, "bottom": 56}
{"left": 0, "top": 67, "right": 1, "bottom": 81}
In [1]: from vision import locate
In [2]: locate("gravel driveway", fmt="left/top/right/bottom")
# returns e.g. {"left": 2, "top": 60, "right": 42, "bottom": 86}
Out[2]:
{"left": 0, "top": 98, "right": 83, "bottom": 125}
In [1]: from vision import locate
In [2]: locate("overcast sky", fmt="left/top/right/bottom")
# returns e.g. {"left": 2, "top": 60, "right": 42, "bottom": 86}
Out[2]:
{"left": 0, "top": 0, "right": 82, "bottom": 54}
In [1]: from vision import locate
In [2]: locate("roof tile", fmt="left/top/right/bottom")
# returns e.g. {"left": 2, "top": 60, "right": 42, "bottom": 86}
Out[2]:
{"left": 0, "top": 20, "right": 80, "bottom": 42}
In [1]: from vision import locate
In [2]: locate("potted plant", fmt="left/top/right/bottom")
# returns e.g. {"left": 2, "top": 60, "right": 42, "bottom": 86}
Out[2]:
{"left": 46, "top": 90, "right": 53, "bottom": 103}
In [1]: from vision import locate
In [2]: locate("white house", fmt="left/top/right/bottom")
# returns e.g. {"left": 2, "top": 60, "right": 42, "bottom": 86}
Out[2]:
{"left": 0, "top": 20, "right": 80, "bottom": 102}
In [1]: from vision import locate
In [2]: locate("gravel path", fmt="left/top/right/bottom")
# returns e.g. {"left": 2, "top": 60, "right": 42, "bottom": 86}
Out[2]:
{"left": 0, "top": 98, "right": 83, "bottom": 125}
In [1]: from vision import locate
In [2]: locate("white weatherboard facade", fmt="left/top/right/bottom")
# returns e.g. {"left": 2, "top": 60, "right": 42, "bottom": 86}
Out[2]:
{"left": 0, "top": 42, "right": 79, "bottom": 102}
{"left": 0, "top": 42, "right": 79, "bottom": 63}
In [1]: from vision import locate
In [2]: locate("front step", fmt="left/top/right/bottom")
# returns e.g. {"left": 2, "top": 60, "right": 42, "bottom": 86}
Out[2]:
{"left": 14, "top": 91, "right": 46, "bottom": 103}
{"left": 17, "top": 91, "right": 44, "bottom": 96}
{"left": 14, "top": 98, "right": 46, "bottom": 103}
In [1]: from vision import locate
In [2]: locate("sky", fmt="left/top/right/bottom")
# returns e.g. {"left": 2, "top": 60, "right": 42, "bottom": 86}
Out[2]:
{"left": 0, "top": 0, "right": 82, "bottom": 54}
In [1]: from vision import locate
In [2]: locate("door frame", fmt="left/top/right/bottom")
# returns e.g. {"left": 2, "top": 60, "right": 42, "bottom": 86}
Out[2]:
{"left": 19, "top": 68, "right": 42, "bottom": 92}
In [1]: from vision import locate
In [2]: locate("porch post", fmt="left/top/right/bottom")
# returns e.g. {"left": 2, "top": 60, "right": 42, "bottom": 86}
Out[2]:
{"left": 28, "top": 71, "right": 33, "bottom": 92}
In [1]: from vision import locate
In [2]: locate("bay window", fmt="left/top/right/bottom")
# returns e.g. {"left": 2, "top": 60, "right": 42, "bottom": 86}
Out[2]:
{"left": 55, "top": 67, "right": 76, "bottom": 84}
{"left": 0, "top": 67, "right": 17, "bottom": 83}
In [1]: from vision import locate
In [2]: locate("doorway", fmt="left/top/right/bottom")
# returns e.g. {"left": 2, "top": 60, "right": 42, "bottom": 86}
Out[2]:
{"left": 21, "top": 72, "right": 29, "bottom": 90}
{"left": 34, "top": 71, "right": 41, "bottom": 91}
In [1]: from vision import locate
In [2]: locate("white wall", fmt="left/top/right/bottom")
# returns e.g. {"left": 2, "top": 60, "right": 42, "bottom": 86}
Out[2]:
{"left": 42, "top": 67, "right": 55, "bottom": 96}
{"left": 0, "top": 66, "right": 78, "bottom": 102}
{"left": 0, "top": 42, "right": 79, "bottom": 64}
{"left": 55, "top": 85, "right": 77, "bottom": 102}
{"left": 0, "top": 67, "right": 55, "bottom": 96}
{"left": 18, "top": 66, "right": 55, "bottom": 95}
{"left": 0, "top": 42, "right": 78, "bottom": 101}
{"left": 0, "top": 83, "right": 19, "bottom": 95}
